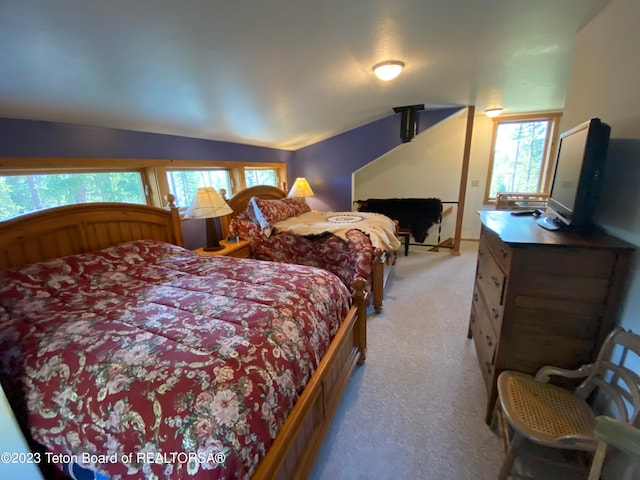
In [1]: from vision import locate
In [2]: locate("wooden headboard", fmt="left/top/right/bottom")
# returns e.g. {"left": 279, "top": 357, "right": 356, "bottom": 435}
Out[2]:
{"left": 0, "top": 201, "right": 183, "bottom": 271}
{"left": 221, "top": 185, "right": 286, "bottom": 237}
{"left": 226, "top": 185, "right": 287, "bottom": 217}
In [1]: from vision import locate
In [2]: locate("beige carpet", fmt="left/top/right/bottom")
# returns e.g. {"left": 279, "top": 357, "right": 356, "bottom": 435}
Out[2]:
{"left": 309, "top": 241, "right": 587, "bottom": 480}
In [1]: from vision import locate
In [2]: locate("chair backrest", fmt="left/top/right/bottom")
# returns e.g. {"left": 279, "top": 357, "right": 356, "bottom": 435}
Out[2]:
{"left": 495, "top": 192, "right": 549, "bottom": 210}
{"left": 576, "top": 328, "right": 640, "bottom": 424}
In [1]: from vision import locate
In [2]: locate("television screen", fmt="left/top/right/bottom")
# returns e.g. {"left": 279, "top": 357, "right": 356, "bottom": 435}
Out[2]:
{"left": 549, "top": 126, "right": 589, "bottom": 216}
{"left": 538, "top": 118, "right": 610, "bottom": 231}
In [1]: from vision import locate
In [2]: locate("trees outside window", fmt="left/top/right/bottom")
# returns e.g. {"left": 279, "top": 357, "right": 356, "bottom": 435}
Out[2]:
{"left": 167, "top": 170, "right": 233, "bottom": 209}
{"left": 245, "top": 168, "right": 278, "bottom": 188}
{"left": 0, "top": 172, "right": 145, "bottom": 221}
{"left": 485, "top": 113, "right": 561, "bottom": 203}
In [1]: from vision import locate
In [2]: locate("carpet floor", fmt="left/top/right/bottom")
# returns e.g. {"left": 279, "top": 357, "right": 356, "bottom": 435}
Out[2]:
{"left": 309, "top": 241, "right": 587, "bottom": 480}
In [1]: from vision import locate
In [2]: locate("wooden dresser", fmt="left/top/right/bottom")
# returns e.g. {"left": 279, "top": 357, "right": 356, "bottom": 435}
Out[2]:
{"left": 468, "top": 211, "right": 635, "bottom": 424}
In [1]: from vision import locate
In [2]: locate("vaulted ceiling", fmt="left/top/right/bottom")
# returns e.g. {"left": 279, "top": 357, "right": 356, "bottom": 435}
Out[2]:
{"left": 0, "top": 0, "right": 608, "bottom": 150}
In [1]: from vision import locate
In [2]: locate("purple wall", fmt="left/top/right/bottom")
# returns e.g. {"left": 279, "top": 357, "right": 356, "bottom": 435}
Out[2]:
{"left": 290, "top": 107, "right": 462, "bottom": 211}
{"left": 1, "top": 111, "right": 460, "bottom": 246}
{"left": 0, "top": 118, "right": 292, "bottom": 163}
{"left": 0, "top": 117, "right": 293, "bottom": 249}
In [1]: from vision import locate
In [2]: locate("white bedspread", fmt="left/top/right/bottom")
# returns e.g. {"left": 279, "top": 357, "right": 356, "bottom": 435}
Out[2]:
{"left": 273, "top": 211, "right": 401, "bottom": 251}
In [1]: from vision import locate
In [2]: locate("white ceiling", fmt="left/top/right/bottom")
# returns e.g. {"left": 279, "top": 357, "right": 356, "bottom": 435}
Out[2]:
{"left": 0, "top": 0, "right": 609, "bottom": 150}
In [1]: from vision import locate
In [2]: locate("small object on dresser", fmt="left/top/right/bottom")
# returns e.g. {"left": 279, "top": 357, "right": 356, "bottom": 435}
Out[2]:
{"left": 509, "top": 210, "right": 537, "bottom": 216}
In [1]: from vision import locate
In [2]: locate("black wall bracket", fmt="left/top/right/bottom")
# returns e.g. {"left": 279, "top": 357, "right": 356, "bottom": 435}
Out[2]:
{"left": 393, "top": 104, "right": 425, "bottom": 143}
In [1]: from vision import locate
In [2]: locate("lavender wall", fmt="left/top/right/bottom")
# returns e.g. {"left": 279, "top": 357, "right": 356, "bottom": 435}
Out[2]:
{"left": 290, "top": 107, "right": 462, "bottom": 211}
{"left": 0, "top": 118, "right": 292, "bottom": 163}
{"left": 1, "top": 111, "right": 461, "bottom": 246}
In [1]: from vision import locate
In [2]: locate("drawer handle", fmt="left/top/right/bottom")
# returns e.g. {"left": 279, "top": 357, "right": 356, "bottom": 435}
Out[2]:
{"left": 477, "top": 271, "right": 483, "bottom": 280}
{"left": 491, "top": 276, "right": 500, "bottom": 288}
{"left": 485, "top": 361, "right": 493, "bottom": 375}
{"left": 470, "top": 314, "right": 476, "bottom": 324}
{"left": 485, "top": 335, "right": 493, "bottom": 346}
{"left": 492, "top": 308, "right": 500, "bottom": 319}
{"left": 473, "top": 293, "right": 479, "bottom": 302}
{"left": 500, "top": 247, "right": 508, "bottom": 258}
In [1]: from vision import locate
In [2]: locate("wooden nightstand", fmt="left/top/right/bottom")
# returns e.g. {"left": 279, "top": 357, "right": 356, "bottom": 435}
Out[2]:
{"left": 194, "top": 239, "right": 251, "bottom": 258}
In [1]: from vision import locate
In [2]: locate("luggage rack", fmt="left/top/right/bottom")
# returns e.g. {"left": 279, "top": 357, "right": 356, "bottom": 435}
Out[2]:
{"left": 397, "top": 201, "right": 457, "bottom": 256}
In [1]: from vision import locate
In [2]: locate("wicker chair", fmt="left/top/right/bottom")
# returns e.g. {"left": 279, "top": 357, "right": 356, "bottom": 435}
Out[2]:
{"left": 495, "top": 192, "right": 549, "bottom": 211}
{"left": 495, "top": 327, "right": 640, "bottom": 479}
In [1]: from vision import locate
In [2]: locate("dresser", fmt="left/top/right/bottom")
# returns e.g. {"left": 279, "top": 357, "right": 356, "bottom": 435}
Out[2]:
{"left": 468, "top": 211, "right": 635, "bottom": 424}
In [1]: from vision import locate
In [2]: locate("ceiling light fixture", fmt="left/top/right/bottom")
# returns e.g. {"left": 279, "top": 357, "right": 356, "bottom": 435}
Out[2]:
{"left": 373, "top": 61, "right": 405, "bottom": 81}
{"left": 484, "top": 108, "right": 503, "bottom": 118}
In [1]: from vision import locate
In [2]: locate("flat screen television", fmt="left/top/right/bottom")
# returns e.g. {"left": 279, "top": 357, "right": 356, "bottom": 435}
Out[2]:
{"left": 537, "top": 118, "right": 611, "bottom": 231}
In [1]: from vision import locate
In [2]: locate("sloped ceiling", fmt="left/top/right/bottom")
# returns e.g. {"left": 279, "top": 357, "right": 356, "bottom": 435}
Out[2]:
{"left": 0, "top": 0, "right": 609, "bottom": 150}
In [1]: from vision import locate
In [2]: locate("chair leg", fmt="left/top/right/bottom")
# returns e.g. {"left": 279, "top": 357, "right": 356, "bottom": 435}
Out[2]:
{"left": 499, "top": 432, "right": 524, "bottom": 480}
{"left": 588, "top": 440, "right": 607, "bottom": 480}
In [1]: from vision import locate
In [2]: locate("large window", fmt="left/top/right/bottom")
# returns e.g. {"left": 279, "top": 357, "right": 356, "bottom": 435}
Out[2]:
{"left": 167, "top": 169, "right": 233, "bottom": 209}
{"left": 485, "top": 113, "right": 561, "bottom": 203}
{"left": 0, "top": 159, "right": 287, "bottom": 221}
{"left": 0, "top": 171, "right": 145, "bottom": 221}
{"left": 244, "top": 168, "right": 279, "bottom": 188}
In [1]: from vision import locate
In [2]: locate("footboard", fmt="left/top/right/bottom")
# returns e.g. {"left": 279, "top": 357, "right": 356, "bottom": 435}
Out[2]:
{"left": 252, "top": 279, "right": 368, "bottom": 480}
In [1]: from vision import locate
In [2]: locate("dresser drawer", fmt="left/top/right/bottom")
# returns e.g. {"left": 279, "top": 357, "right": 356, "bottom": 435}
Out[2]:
{"left": 471, "top": 282, "right": 503, "bottom": 336}
{"left": 470, "top": 299, "right": 498, "bottom": 393}
{"left": 225, "top": 245, "right": 251, "bottom": 258}
{"left": 481, "top": 226, "right": 512, "bottom": 272}
{"left": 476, "top": 242, "right": 507, "bottom": 310}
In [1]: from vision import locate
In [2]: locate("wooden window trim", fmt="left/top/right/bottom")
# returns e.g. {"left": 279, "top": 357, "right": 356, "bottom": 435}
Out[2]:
{"left": 0, "top": 158, "right": 287, "bottom": 209}
{"left": 483, "top": 112, "right": 562, "bottom": 205}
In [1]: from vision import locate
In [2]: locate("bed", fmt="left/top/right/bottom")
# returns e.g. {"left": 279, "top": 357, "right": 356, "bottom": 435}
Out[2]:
{"left": 224, "top": 186, "right": 399, "bottom": 313}
{"left": 0, "top": 199, "right": 367, "bottom": 480}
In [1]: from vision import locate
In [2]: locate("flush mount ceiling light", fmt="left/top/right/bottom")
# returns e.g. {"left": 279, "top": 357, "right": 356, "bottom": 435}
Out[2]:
{"left": 484, "top": 108, "right": 504, "bottom": 118}
{"left": 373, "top": 61, "right": 405, "bottom": 81}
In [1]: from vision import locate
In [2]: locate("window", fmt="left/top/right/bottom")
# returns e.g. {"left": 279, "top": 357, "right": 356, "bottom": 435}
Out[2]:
{"left": 0, "top": 159, "right": 287, "bottom": 221}
{"left": 244, "top": 168, "right": 278, "bottom": 188}
{"left": 485, "top": 113, "right": 561, "bottom": 203}
{"left": 167, "top": 169, "right": 233, "bottom": 208}
{"left": 0, "top": 171, "right": 145, "bottom": 221}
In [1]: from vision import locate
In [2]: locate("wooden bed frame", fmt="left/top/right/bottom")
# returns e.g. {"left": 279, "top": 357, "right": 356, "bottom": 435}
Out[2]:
{"left": 223, "top": 185, "right": 395, "bottom": 313}
{"left": 0, "top": 199, "right": 368, "bottom": 480}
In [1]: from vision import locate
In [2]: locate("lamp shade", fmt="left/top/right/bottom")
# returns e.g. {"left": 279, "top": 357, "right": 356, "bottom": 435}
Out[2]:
{"left": 288, "top": 178, "right": 315, "bottom": 197}
{"left": 186, "top": 187, "right": 233, "bottom": 219}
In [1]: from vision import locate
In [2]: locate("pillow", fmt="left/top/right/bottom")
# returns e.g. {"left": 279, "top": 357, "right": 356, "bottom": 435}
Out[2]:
{"left": 249, "top": 197, "right": 273, "bottom": 237}
{"left": 253, "top": 196, "right": 311, "bottom": 225}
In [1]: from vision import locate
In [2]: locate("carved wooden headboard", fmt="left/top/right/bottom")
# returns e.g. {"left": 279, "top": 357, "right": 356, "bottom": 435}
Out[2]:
{"left": 0, "top": 201, "right": 183, "bottom": 271}
{"left": 226, "top": 185, "right": 287, "bottom": 217}
{"left": 220, "top": 185, "right": 286, "bottom": 237}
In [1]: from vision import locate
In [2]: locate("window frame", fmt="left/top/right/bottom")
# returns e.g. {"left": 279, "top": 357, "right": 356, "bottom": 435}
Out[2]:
{"left": 0, "top": 158, "right": 287, "bottom": 221}
{"left": 165, "top": 167, "right": 234, "bottom": 211}
{"left": 484, "top": 112, "right": 562, "bottom": 205}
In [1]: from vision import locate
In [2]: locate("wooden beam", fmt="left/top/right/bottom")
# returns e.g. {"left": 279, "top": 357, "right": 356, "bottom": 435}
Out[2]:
{"left": 452, "top": 106, "right": 475, "bottom": 256}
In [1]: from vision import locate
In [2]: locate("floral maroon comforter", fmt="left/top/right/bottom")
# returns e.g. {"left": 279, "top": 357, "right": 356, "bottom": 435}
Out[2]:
{"left": 0, "top": 240, "right": 351, "bottom": 480}
{"left": 231, "top": 213, "right": 374, "bottom": 292}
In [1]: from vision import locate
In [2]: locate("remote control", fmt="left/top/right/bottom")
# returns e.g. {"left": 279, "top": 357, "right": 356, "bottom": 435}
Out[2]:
{"left": 510, "top": 210, "right": 538, "bottom": 216}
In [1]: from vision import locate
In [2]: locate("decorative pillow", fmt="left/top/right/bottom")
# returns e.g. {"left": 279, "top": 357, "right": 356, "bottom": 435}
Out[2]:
{"left": 253, "top": 196, "right": 311, "bottom": 225}
{"left": 249, "top": 197, "right": 273, "bottom": 237}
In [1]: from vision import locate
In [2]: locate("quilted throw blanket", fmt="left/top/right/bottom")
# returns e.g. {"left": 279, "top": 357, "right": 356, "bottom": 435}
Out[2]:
{"left": 273, "top": 211, "right": 401, "bottom": 252}
{"left": 0, "top": 240, "right": 351, "bottom": 480}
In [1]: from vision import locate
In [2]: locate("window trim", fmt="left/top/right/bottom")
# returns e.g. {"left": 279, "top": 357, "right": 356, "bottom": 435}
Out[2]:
{"left": 484, "top": 112, "right": 562, "bottom": 205}
{"left": 0, "top": 158, "right": 287, "bottom": 217}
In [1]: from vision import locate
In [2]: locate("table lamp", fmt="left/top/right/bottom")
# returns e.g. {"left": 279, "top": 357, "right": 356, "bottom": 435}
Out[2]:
{"left": 186, "top": 187, "right": 233, "bottom": 251}
{"left": 288, "top": 177, "right": 315, "bottom": 197}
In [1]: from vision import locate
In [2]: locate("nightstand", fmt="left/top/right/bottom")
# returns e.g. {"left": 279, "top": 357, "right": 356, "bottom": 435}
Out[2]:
{"left": 194, "top": 239, "right": 251, "bottom": 258}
